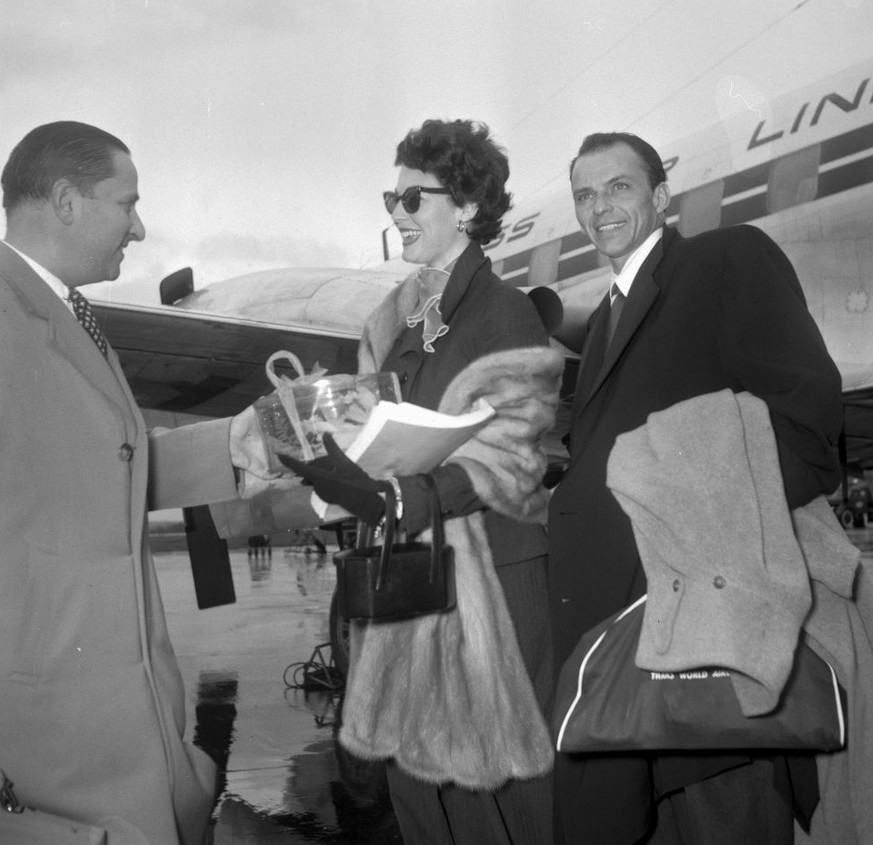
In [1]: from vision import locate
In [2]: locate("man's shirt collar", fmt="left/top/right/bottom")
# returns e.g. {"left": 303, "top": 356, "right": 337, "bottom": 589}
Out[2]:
{"left": 610, "top": 227, "right": 663, "bottom": 300}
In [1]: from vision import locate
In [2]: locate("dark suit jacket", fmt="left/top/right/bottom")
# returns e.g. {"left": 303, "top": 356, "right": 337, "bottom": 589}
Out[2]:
{"left": 382, "top": 240, "right": 550, "bottom": 567}
{"left": 548, "top": 225, "right": 842, "bottom": 841}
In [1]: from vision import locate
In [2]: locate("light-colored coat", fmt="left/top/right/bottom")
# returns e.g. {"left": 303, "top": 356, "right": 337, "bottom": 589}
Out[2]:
{"left": 0, "top": 242, "right": 239, "bottom": 844}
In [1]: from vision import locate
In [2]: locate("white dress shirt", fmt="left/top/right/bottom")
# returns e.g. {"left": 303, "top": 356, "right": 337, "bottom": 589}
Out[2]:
{"left": 609, "top": 227, "right": 664, "bottom": 303}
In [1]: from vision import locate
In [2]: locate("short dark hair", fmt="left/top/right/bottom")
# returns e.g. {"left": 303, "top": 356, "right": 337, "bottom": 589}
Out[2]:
{"left": 394, "top": 119, "right": 511, "bottom": 245}
{"left": 2, "top": 121, "right": 130, "bottom": 211}
{"left": 569, "top": 132, "right": 667, "bottom": 190}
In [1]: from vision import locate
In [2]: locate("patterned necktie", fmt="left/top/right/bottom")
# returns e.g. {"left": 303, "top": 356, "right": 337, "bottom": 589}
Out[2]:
{"left": 607, "top": 282, "right": 626, "bottom": 345}
{"left": 68, "top": 287, "right": 108, "bottom": 357}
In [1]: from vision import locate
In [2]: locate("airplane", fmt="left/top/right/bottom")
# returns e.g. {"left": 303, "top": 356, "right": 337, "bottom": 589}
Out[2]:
{"left": 94, "top": 59, "right": 873, "bottom": 472}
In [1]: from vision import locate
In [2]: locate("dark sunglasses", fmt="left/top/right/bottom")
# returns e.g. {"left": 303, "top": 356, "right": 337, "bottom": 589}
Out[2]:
{"left": 383, "top": 185, "right": 452, "bottom": 214}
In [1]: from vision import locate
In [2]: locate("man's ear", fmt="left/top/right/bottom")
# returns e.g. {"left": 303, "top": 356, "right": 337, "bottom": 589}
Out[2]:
{"left": 51, "top": 179, "right": 79, "bottom": 225}
{"left": 653, "top": 182, "right": 671, "bottom": 216}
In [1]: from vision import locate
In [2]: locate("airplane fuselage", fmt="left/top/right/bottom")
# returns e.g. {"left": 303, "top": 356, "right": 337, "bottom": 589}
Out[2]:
{"left": 485, "top": 61, "right": 873, "bottom": 390}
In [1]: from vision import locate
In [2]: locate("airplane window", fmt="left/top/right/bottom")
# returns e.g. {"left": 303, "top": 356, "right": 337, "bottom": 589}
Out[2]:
{"left": 767, "top": 145, "right": 820, "bottom": 214}
{"left": 528, "top": 239, "right": 561, "bottom": 286}
{"left": 678, "top": 180, "right": 724, "bottom": 236}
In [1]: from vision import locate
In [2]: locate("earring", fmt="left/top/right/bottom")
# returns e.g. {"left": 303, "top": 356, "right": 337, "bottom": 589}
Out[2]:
{"left": 457, "top": 219, "right": 467, "bottom": 232}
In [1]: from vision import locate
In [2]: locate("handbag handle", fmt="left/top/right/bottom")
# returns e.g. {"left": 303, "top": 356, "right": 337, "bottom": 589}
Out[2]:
{"left": 374, "top": 474, "right": 443, "bottom": 592}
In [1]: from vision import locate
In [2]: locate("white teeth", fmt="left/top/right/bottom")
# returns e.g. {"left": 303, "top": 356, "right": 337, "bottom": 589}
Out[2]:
{"left": 401, "top": 230, "right": 421, "bottom": 243}
{"left": 597, "top": 222, "right": 623, "bottom": 231}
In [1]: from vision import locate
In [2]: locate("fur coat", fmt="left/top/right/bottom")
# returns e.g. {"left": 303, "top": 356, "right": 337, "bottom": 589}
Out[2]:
{"left": 338, "top": 269, "right": 562, "bottom": 789}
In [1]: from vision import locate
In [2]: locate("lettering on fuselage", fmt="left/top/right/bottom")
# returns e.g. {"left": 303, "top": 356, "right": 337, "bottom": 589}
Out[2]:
{"left": 485, "top": 212, "right": 541, "bottom": 251}
{"left": 488, "top": 65, "right": 873, "bottom": 286}
{"left": 749, "top": 76, "right": 871, "bottom": 150}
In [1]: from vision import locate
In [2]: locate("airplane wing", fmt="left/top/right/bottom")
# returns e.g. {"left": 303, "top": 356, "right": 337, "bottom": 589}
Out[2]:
{"left": 94, "top": 300, "right": 360, "bottom": 419}
{"left": 94, "top": 265, "right": 407, "bottom": 421}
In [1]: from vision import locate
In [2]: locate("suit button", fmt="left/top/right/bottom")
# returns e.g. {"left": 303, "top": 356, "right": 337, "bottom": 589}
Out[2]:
{"left": 672, "top": 579, "right": 681, "bottom": 592}
{"left": 118, "top": 443, "right": 134, "bottom": 461}
{"left": 398, "top": 373, "right": 408, "bottom": 383}
{"left": 713, "top": 575, "right": 726, "bottom": 589}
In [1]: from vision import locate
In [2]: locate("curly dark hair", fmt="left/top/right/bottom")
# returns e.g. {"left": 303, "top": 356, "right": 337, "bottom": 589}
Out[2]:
{"left": 394, "top": 119, "right": 512, "bottom": 245}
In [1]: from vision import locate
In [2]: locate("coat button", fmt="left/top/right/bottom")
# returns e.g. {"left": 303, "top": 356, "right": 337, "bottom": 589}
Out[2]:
{"left": 713, "top": 575, "right": 726, "bottom": 589}
{"left": 672, "top": 579, "right": 681, "bottom": 592}
{"left": 118, "top": 443, "right": 134, "bottom": 461}
{"left": 398, "top": 373, "right": 409, "bottom": 383}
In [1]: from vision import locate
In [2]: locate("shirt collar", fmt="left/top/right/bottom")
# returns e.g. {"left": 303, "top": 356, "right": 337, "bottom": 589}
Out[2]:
{"left": 2, "top": 241, "right": 70, "bottom": 303}
{"left": 611, "top": 227, "right": 663, "bottom": 299}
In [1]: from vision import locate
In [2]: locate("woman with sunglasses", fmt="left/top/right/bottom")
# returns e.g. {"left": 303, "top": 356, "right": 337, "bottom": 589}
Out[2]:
{"left": 288, "top": 119, "right": 561, "bottom": 845}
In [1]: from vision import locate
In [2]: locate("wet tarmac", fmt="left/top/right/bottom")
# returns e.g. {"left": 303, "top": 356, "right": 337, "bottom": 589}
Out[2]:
{"left": 155, "top": 525, "right": 873, "bottom": 844}
{"left": 155, "top": 544, "right": 403, "bottom": 844}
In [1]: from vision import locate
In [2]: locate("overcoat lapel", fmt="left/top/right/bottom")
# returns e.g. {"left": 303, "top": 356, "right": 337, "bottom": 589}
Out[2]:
{"left": 0, "top": 243, "right": 135, "bottom": 422}
{"left": 571, "top": 231, "right": 669, "bottom": 419}
{"left": 572, "top": 298, "right": 610, "bottom": 406}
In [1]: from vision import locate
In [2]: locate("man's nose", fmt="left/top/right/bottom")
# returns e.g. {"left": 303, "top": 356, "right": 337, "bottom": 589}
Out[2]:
{"left": 592, "top": 193, "right": 612, "bottom": 214}
{"left": 129, "top": 210, "right": 146, "bottom": 242}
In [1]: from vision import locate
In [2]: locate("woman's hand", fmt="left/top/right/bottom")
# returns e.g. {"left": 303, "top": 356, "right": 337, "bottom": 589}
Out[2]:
{"left": 279, "top": 434, "right": 387, "bottom": 526}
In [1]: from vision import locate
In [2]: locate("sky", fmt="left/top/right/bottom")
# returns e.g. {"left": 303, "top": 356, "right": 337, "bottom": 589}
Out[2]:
{"left": 1, "top": 0, "right": 871, "bottom": 305}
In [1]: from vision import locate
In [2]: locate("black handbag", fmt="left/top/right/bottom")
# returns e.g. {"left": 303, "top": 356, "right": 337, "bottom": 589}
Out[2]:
{"left": 553, "top": 596, "right": 846, "bottom": 753}
{"left": 333, "top": 474, "right": 456, "bottom": 621}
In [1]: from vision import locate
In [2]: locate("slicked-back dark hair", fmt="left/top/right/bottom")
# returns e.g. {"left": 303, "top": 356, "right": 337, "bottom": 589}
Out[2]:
{"left": 2, "top": 121, "right": 129, "bottom": 211}
{"left": 569, "top": 132, "right": 667, "bottom": 190}
{"left": 394, "top": 119, "right": 511, "bottom": 245}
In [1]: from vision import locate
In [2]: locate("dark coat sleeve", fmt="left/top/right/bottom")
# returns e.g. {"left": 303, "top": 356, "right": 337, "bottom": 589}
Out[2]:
{"left": 715, "top": 226, "right": 842, "bottom": 507}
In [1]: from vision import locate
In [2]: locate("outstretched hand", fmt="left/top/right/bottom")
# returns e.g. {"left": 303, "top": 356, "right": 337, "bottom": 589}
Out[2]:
{"left": 229, "top": 405, "right": 282, "bottom": 480}
{"left": 279, "top": 434, "right": 387, "bottom": 526}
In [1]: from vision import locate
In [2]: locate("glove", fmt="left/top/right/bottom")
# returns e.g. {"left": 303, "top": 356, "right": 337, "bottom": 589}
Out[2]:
{"left": 279, "top": 434, "right": 387, "bottom": 526}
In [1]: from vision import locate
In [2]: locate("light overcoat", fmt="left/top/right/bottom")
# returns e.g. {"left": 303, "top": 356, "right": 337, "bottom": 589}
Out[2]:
{"left": 0, "top": 241, "right": 239, "bottom": 844}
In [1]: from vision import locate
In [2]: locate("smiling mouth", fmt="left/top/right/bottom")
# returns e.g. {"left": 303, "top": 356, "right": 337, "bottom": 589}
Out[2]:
{"left": 595, "top": 222, "right": 625, "bottom": 232}
{"left": 400, "top": 228, "right": 422, "bottom": 244}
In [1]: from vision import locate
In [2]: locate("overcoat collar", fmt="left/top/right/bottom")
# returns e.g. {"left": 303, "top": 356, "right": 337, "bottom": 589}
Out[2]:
{"left": 438, "top": 240, "right": 488, "bottom": 324}
{"left": 0, "top": 241, "right": 137, "bottom": 422}
{"left": 358, "top": 241, "right": 488, "bottom": 372}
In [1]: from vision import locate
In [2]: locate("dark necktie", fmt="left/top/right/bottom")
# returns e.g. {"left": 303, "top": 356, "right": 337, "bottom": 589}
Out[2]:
{"left": 607, "top": 283, "right": 626, "bottom": 345}
{"left": 68, "top": 287, "right": 108, "bottom": 357}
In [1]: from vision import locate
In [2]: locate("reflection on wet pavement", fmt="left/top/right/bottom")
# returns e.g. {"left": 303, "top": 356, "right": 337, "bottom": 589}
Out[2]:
{"left": 156, "top": 525, "right": 873, "bottom": 844}
{"left": 155, "top": 546, "right": 402, "bottom": 844}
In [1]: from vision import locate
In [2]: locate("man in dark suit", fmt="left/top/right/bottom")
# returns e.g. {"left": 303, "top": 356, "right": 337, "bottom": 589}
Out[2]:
{"left": 548, "top": 132, "right": 842, "bottom": 844}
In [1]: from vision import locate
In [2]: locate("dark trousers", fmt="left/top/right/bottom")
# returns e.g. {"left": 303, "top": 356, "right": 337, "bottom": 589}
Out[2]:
{"left": 387, "top": 763, "right": 553, "bottom": 845}
{"left": 554, "top": 754, "right": 794, "bottom": 845}
{"left": 386, "top": 556, "right": 553, "bottom": 845}
{"left": 646, "top": 758, "right": 794, "bottom": 845}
